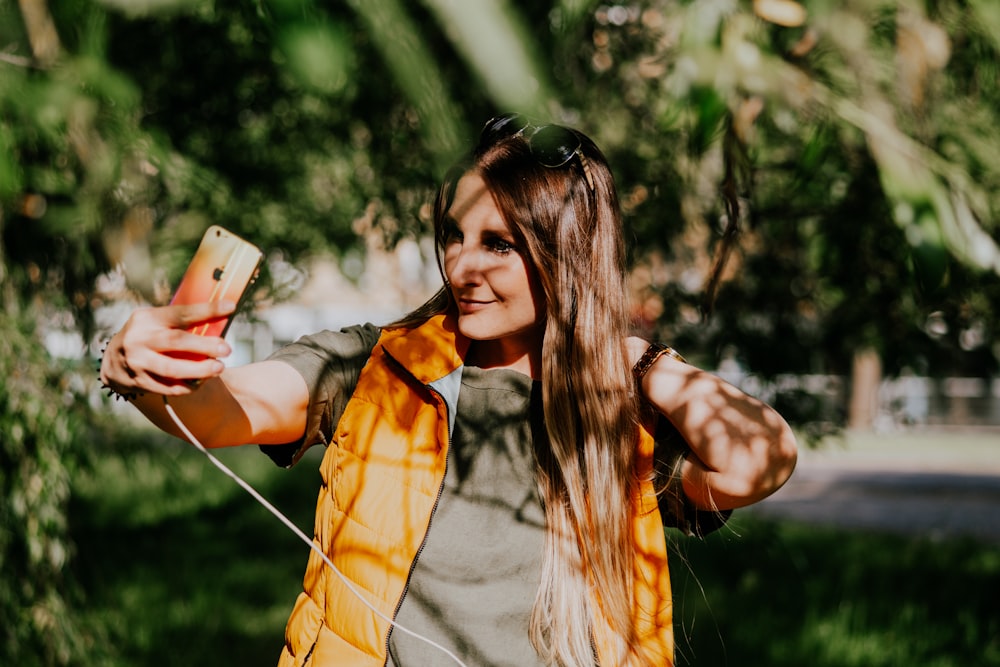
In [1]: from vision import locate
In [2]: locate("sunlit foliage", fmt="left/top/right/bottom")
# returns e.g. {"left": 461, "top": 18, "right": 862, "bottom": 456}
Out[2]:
{"left": 1, "top": 1, "right": 998, "bottom": 663}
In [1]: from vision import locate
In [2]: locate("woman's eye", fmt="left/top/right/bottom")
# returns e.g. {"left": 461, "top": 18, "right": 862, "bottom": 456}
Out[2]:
{"left": 487, "top": 238, "right": 515, "bottom": 255}
{"left": 442, "top": 223, "right": 463, "bottom": 244}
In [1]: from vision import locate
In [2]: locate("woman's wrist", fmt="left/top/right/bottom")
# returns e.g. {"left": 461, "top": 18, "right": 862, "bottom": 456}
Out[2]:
{"left": 97, "top": 334, "right": 144, "bottom": 402}
{"left": 632, "top": 342, "right": 686, "bottom": 384}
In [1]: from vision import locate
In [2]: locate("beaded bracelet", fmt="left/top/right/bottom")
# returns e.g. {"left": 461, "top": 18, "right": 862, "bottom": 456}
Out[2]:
{"left": 97, "top": 341, "right": 143, "bottom": 402}
{"left": 632, "top": 342, "right": 686, "bottom": 383}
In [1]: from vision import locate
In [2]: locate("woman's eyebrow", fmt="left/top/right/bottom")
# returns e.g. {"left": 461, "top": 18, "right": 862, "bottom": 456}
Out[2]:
{"left": 481, "top": 228, "right": 516, "bottom": 242}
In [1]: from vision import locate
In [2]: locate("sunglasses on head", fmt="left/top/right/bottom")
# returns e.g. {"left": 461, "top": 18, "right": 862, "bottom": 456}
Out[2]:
{"left": 478, "top": 113, "right": 596, "bottom": 192}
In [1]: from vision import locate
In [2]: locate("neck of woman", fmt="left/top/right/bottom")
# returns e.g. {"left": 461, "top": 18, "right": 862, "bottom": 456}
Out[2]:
{"left": 466, "top": 336, "right": 542, "bottom": 379}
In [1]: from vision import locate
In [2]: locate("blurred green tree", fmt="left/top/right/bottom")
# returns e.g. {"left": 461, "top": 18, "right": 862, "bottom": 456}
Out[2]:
{"left": 1, "top": 1, "right": 133, "bottom": 663}
{"left": 551, "top": 1, "right": 1000, "bottom": 432}
{"left": 2, "top": 0, "right": 999, "bottom": 663}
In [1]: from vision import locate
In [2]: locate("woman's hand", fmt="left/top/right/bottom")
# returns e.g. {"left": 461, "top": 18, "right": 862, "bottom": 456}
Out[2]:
{"left": 98, "top": 299, "right": 308, "bottom": 448}
{"left": 100, "top": 301, "right": 236, "bottom": 397}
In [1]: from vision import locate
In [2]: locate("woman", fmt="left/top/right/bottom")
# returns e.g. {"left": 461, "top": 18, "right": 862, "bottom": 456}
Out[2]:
{"left": 100, "top": 113, "right": 797, "bottom": 666}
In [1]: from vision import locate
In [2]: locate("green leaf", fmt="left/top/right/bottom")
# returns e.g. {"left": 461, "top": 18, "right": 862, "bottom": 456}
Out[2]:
{"left": 277, "top": 22, "right": 353, "bottom": 96}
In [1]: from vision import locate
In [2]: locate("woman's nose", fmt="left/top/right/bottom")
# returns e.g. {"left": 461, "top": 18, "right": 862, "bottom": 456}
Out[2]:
{"left": 446, "top": 245, "right": 484, "bottom": 286}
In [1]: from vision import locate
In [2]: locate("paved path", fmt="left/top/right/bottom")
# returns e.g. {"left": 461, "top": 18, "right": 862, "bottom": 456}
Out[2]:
{"left": 745, "top": 430, "right": 1000, "bottom": 543}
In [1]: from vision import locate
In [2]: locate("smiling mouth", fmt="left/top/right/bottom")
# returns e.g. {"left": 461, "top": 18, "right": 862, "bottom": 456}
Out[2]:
{"left": 457, "top": 298, "right": 492, "bottom": 313}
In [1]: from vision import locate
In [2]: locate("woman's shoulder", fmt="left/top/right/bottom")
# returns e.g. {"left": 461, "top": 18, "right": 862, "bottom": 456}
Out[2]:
{"left": 272, "top": 322, "right": 382, "bottom": 357}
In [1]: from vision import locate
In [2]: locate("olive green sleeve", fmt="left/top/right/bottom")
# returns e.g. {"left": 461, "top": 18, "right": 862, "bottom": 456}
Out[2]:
{"left": 258, "top": 323, "right": 381, "bottom": 468}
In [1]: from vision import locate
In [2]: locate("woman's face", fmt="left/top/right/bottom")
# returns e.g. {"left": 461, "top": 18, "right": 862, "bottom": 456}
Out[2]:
{"left": 442, "top": 172, "right": 545, "bottom": 366}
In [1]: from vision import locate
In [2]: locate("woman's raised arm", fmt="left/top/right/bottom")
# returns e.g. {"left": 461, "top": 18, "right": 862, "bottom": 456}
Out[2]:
{"left": 628, "top": 337, "right": 798, "bottom": 511}
{"left": 100, "top": 301, "right": 309, "bottom": 448}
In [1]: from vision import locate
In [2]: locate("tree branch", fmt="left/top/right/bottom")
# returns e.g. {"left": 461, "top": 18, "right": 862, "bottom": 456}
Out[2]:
{"left": 0, "top": 49, "right": 35, "bottom": 68}
{"left": 16, "top": 0, "right": 61, "bottom": 67}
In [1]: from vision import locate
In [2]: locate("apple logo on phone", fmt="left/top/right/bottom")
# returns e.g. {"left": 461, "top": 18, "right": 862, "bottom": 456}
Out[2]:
{"left": 213, "top": 267, "right": 224, "bottom": 281}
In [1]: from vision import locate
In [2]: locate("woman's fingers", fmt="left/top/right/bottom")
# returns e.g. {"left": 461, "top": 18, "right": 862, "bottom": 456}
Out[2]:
{"left": 102, "top": 301, "right": 238, "bottom": 395}
{"left": 137, "top": 358, "right": 227, "bottom": 397}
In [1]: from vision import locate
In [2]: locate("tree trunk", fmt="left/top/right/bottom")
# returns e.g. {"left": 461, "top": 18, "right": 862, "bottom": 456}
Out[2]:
{"left": 848, "top": 346, "right": 882, "bottom": 431}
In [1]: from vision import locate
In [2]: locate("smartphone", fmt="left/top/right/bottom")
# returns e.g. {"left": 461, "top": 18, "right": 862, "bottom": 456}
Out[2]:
{"left": 169, "top": 225, "right": 264, "bottom": 339}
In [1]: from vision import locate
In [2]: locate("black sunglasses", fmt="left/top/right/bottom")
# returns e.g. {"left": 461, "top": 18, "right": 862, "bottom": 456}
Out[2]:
{"left": 478, "top": 113, "right": 596, "bottom": 192}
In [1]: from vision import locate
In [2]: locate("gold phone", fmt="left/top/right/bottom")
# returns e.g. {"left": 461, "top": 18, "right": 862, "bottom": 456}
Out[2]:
{"left": 169, "top": 225, "right": 264, "bottom": 339}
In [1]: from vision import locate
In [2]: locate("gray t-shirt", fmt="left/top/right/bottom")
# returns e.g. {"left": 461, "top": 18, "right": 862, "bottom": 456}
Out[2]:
{"left": 265, "top": 325, "right": 546, "bottom": 666}
{"left": 386, "top": 365, "right": 546, "bottom": 667}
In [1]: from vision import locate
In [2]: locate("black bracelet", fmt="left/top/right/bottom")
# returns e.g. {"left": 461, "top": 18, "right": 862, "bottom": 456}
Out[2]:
{"left": 97, "top": 342, "right": 143, "bottom": 402}
{"left": 632, "top": 342, "right": 686, "bottom": 383}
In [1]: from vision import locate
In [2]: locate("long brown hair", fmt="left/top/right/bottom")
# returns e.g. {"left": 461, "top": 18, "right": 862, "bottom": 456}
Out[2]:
{"left": 396, "top": 124, "right": 645, "bottom": 665}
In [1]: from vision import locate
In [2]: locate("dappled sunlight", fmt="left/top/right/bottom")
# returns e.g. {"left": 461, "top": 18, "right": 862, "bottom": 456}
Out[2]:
{"left": 656, "top": 366, "right": 798, "bottom": 511}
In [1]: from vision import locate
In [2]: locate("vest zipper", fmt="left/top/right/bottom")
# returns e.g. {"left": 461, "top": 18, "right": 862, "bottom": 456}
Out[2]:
{"left": 301, "top": 636, "right": 318, "bottom": 666}
{"left": 382, "top": 382, "right": 453, "bottom": 666}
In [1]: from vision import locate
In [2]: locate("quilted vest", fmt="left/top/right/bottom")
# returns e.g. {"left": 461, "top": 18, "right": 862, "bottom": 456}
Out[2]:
{"left": 276, "top": 313, "right": 674, "bottom": 666}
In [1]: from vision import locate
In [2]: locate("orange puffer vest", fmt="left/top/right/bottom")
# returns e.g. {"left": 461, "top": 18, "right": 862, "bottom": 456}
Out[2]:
{"left": 276, "top": 314, "right": 674, "bottom": 666}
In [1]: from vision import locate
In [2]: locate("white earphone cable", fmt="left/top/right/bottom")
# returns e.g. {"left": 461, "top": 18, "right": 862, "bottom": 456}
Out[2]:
{"left": 162, "top": 396, "right": 468, "bottom": 667}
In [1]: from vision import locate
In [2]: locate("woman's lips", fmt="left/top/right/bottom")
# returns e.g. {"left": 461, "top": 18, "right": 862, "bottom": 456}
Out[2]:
{"left": 457, "top": 298, "right": 491, "bottom": 313}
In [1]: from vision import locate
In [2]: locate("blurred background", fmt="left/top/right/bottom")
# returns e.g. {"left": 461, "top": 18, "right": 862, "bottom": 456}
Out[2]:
{"left": 1, "top": 0, "right": 998, "bottom": 665}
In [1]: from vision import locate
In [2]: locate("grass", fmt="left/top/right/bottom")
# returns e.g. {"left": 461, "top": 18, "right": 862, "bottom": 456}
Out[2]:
{"left": 68, "top": 432, "right": 1000, "bottom": 667}
{"left": 669, "top": 518, "right": 1000, "bottom": 667}
{"left": 69, "top": 437, "right": 322, "bottom": 666}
